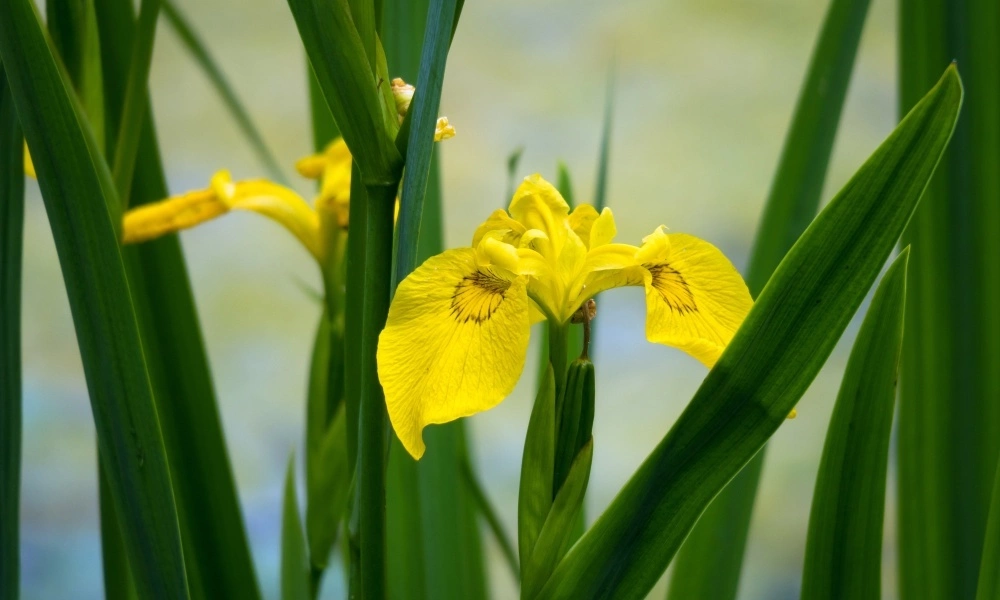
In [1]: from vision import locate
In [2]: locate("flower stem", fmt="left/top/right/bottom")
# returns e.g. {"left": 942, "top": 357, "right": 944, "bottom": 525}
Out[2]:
{"left": 548, "top": 321, "right": 569, "bottom": 402}
{"left": 353, "top": 181, "right": 398, "bottom": 600}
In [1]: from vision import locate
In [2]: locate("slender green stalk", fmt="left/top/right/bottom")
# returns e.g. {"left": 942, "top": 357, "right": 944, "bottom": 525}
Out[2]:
{"left": 898, "top": 1, "right": 1000, "bottom": 597}
{"left": 0, "top": 66, "right": 24, "bottom": 600}
{"left": 160, "top": 0, "right": 288, "bottom": 184}
{"left": 355, "top": 182, "right": 399, "bottom": 600}
{"left": 669, "top": 0, "right": 872, "bottom": 596}
{"left": 110, "top": 0, "right": 160, "bottom": 211}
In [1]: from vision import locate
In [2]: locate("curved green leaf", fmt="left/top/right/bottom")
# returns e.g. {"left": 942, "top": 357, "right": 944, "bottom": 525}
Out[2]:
{"left": 539, "top": 65, "right": 962, "bottom": 600}
{"left": 977, "top": 462, "right": 1000, "bottom": 600}
{"left": 801, "top": 249, "right": 908, "bottom": 600}
{"left": 0, "top": 0, "right": 188, "bottom": 597}
{"left": 282, "top": 456, "right": 310, "bottom": 600}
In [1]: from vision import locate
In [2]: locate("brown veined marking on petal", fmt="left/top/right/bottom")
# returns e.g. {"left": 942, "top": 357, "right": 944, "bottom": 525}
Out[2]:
{"left": 450, "top": 269, "right": 512, "bottom": 324}
{"left": 644, "top": 262, "right": 698, "bottom": 315}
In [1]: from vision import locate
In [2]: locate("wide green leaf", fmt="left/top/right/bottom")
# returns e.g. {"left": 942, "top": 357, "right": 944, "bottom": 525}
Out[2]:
{"left": 801, "top": 249, "right": 908, "bottom": 600}
{"left": 0, "top": 1, "right": 189, "bottom": 597}
{"left": 0, "top": 63, "right": 25, "bottom": 600}
{"left": 160, "top": 0, "right": 288, "bottom": 184}
{"left": 538, "top": 65, "right": 962, "bottom": 600}
{"left": 897, "top": 1, "right": 1000, "bottom": 598}
{"left": 669, "top": 0, "right": 874, "bottom": 595}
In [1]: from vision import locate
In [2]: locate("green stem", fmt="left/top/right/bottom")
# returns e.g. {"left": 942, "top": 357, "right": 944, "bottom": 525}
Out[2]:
{"left": 548, "top": 321, "right": 569, "bottom": 403}
{"left": 354, "top": 182, "right": 399, "bottom": 600}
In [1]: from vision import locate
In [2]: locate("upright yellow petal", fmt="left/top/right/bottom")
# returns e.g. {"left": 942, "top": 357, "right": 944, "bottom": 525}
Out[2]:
{"left": 639, "top": 229, "right": 752, "bottom": 367}
{"left": 568, "top": 204, "right": 617, "bottom": 249}
{"left": 508, "top": 174, "right": 570, "bottom": 248}
{"left": 378, "top": 248, "right": 532, "bottom": 459}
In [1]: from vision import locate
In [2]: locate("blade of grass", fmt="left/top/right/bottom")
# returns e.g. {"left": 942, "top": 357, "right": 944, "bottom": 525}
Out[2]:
{"left": 0, "top": 1, "right": 189, "bottom": 596}
{"left": 668, "top": 0, "right": 873, "bottom": 596}
{"left": 977, "top": 462, "right": 1000, "bottom": 600}
{"left": 0, "top": 63, "right": 25, "bottom": 600}
{"left": 800, "top": 249, "right": 908, "bottom": 600}
{"left": 160, "top": 0, "right": 288, "bottom": 184}
{"left": 593, "top": 71, "right": 613, "bottom": 213}
{"left": 109, "top": 0, "right": 159, "bottom": 211}
{"left": 94, "top": 0, "right": 264, "bottom": 596}
{"left": 99, "top": 463, "right": 139, "bottom": 600}
{"left": 539, "top": 66, "right": 962, "bottom": 600}
{"left": 898, "top": 1, "right": 1000, "bottom": 597}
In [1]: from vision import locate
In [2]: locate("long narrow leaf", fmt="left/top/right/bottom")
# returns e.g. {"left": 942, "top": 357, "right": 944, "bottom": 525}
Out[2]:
{"left": 539, "top": 65, "right": 962, "bottom": 600}
{"left": 669, "top": 0, "right": 873, "bottom": 595}
{"left": 897, "top": 1, "right": 1000, "bottom": 597}
{"left": 801, "top": 249, "right": 908, "bottom": 600}
{"left": 93, "top": 0, "right": 263, "bottom": 595}
{"left": 0, "top": 1, "right": 189, "bottom": 597}
{"left": 0, "top": 63, "right": 25, "bottom": 600}
{"left": 160, "top": 0, "right": 288, "bottom": 184}
{"left": 281, "top": 456, "right": 310, "bottom": 600}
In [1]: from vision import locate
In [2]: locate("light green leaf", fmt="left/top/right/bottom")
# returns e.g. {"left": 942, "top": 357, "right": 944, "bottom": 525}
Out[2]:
{"left": 801, "top": 249, "right": 908, "bottom": 600}
{"left": 523, "top": 441, "right": 593, "bottom": 600}
{"left": 0, "top": 1, "right": 189, "bottom": 597}
{"left": 519, "top": 366, "right": 557, "bottom": 571}
{"left": 539, "top": 65, "right": 962, "bottom": 600}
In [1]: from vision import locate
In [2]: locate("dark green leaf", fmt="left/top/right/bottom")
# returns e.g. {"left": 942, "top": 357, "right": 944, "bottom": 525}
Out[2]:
{"left": 801, "top": 249, "right": 908, "bottom": 600}
{"left": 282, "top": 456, "right": 310, "bottom": 600}
{"left": 46, "top": 0, "right": 105, "bottom": 152}
{"left": 161, "top": 0, "right": 288, "bottom": 184}
{"left": 306, "top": 406, "right": 350, "bottom": 570}
{"left": 897, "top": 1, "right": 1000, "bottom": 597}
{"left": 109, "top": 0, "right": 159, "bottom": 210}
{"left": 593, "top": 72, "right": 613, "bottom": 213}
{"left": 286, "top": 0, "right": 401, "bottom": 181}
{"left": 539, "top": 65, "right": 962, "bottom": 600}
{"left": 0, "top": 63, "right": 25, "bottom": 600}
{"left": 670, "top": 0, "right": 874, "bottom": 594}
{"left": 523, "top": 441, "right": 593, "bottom": 600}
{"left": 462, "top": 456, "right": 520, "bottom": 582}
{"left": 99, "top": 463, "right": 139, "bottom": 600}
{"left": 0, "top": 1, "right": 189, "bottom": 597}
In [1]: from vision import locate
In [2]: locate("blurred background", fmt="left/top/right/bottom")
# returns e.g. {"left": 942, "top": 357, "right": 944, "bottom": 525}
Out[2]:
{"left": 18, "top": 0, "right": 899, "bottom": 597}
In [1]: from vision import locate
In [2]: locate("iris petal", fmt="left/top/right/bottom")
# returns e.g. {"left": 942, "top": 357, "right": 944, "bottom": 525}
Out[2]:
{"left": 377, "top": 248, "right": 532, "bottom": 459}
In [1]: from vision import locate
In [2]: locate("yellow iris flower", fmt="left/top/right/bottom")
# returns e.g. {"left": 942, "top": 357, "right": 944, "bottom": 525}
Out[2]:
{"left": 377, "top": 174, "right": 754, "bottom": 459}
{"left": 120, "top": 114, "right": 455, "bottom": 260}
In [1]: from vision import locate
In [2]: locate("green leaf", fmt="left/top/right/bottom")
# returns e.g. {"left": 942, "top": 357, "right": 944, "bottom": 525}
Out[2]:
{"left": 593, "top": 71, "right": 613, "bottom": 213}
{"left": 0, "top": 63, "right": 25, "bottom": 600}
{"left": 523, "top": 441, "right": 593, "bottom": 600}
{"left": 308, "top": 65, "right": 339, "bottom": 152}
{"left": 0, "top": 1, "right": 189, "bottom": 597}
{"left": 306, "top": 406, "right": 350, "bottom": 570}
{"left": 553, "top": 359, "right": 595, "bottom": 498}
{"left": 46, "top": 0, "right": 105, "bottom": 152}
{"left": 977, "top": 462, "right": 1000, "bottom": 600}
{"left": 506, "top": 146, "right": 524, "bottom": 201}
{"left": 160, "top": 0, "right": 288, "bottom": 184}
{"left": 669, "top": 0, "right": 874, "bottom": 595}
{"left": 538, "top": 65, "right": 962, "bottom": 600}
{"left": 462, "top": 455, "right": 520, "bottom": 582}
{"left": 93, "top": 0, "right": 263, "bottom": 596}
{"left": 109, "top": 0, "right": 159, "bottom": 210}
{"left": 519, "top": 367, "right": 557, "bottom": 571}
{"left": 286, "top": 0, "right": 401, "bottom": 181}
{"left": 801, "top": 249, "right": 908, "bottom": 600}
{"left": 99, "top": 463, "right": 139, "bottom": 600}
{"left": 897, "top": 1, "right": 1000, "bottom": 597}
{"left": 282, "top": 456, "right": 310, "bottom": 600}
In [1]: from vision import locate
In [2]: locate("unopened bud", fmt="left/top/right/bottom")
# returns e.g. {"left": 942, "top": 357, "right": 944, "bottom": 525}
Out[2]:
{"left": 391, "top": 78, "right": 415, "bottom": 119}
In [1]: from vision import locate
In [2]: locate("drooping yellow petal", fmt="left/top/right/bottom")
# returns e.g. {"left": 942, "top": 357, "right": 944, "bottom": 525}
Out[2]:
{"left": 639, "top": 229, "right": 752, "bottom": 367}
{"left": 122, "top": 170, "right": 323, "bottom": 260}
{"left": 377, "top": 248, "right": 532, "bottom": 459}
{"left": 122, "top": 187, "right": 227, "bottom": 244}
